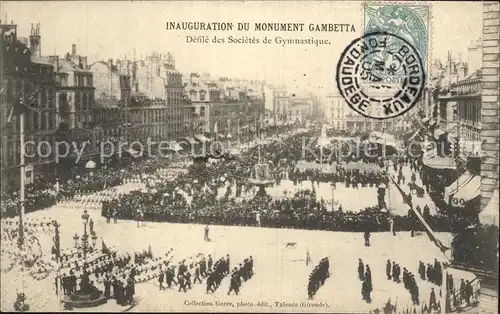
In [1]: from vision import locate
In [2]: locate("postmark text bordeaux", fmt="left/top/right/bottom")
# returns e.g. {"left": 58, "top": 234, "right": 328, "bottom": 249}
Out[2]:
{"left": 336, "top": 32, "right": 426, "bottom": 120}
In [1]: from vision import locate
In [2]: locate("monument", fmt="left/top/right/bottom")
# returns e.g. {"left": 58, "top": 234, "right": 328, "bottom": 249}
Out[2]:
{"left": 249, "top": 140, "right": 275, "bottom": 198}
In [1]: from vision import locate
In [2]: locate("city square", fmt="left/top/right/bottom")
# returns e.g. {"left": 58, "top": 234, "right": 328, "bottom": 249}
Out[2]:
{"left": 1, "top": 1, "right": 499, "bottom": 313}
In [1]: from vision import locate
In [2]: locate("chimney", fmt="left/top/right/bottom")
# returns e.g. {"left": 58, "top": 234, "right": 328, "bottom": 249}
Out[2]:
{"left": 463, "top": 63, "right": 468, "bottom": 78}
{"left": 29, "top": 23, "right": 41, "bottom": 58}
{"left": 81, "top": 56, "right": 87, "bottom": 69}
{"left": 72, "top": 44, "right": 76, "bottom": 56}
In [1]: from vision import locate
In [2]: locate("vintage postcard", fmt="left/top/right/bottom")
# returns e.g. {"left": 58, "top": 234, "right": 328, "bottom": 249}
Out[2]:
{"left": 0, "top": 0, "right": 498, "bottom": 313}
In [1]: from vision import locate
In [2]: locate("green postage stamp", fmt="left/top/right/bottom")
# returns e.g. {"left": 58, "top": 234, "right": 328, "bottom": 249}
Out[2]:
{"left": 364, "top": 3, "right": 430, "bottom": 64}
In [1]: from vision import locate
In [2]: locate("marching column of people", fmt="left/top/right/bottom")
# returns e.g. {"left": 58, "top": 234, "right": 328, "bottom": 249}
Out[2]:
{"left": 206, "top": 255, "right": 231, "bottom": 294}
{"left": 228, "top": 256, "right": 254, "bottom": 296}
{"left": 387, "top": 260, "right": 420, "bottom": 307}
{"left": 307, "top": 257, "right": 330, "bottom": 300}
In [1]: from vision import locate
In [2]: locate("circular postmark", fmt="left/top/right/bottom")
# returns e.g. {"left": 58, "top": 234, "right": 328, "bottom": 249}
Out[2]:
{"left": 336, "top": 32, "right": 426, "bottom": 120}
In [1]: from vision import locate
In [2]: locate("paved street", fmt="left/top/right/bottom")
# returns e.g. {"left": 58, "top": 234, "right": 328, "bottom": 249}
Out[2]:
{"left": 2, "top": 204, "right": 455, "bottom": 313}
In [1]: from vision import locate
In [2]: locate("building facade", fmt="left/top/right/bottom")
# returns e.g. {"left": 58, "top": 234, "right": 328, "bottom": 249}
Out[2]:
{"left": 289, "top": 97, "right": 312, "bottom": 123}
{"left": 326, "top": 93, "right": 347, "bottom": 130}
{"left": 448, "top": 70, "right": 483, "bottom": 156}
{"left": 89, "top": 59, "right": 131, "bottom": 108}
{"left": 480, "top": 1, "right": 500, "bottom": 213}
{"left": 1, "top": 22, "right": 57, "bottom": 186}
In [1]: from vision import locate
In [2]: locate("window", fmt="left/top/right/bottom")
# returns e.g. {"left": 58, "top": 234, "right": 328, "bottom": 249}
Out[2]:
{"left": 33, "top": 112, "right": 39, "bottom": 130}
{"left": 60, "top": 74, "right": 68, "bottom": 87}
{"left": 82, "top": 94, "right": 87, "bottom": 110}
{"left": 75, "top": 93, "right": 81, "bottom": 110}
{"left": 41, "top": 111, "right": 47, "bottom": 130}
{"left": 48, "top": 112, "right": 55, "bottom": 129}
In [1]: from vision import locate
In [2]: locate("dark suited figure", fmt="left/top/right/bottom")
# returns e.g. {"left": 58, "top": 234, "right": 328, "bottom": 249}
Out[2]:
{"left": 194, "top": 265, "right": 202, "bottom": 284}
{"left": 362, "top": 279, "right": 371, "bottom": 303}
{"left": 104, "top": 275, "right": 111, "bottom": 298}
{"left": 364, "top": 265, "right": 372, "bottom": 287}
{"left": 358, "top": 259, "right": 365, "bottom": 281}
{"left": 418, "top": 261, "right": 425, "bottom": 280}
{"left": 227, "top": 274, "right": 239, "bottom": 295}
{"left": 364, "top": 231, "right": 370, "bottom": 247}
{"left": 208, "top": 255, "right": 213, "bottom": 271}
{"left": 204, "top": 225, "right": 210, "bottom": 241}
{"left": 392, "top": 262, "right": 397, "bottom": 282}
{"left": 460, "top": 279, "right": 466, "bottom": 303}
{"left": 177, "top": 274, "right": 187, "bottom": 292}
{"left": 158, "top": 271, "right": 165, "bottom": 290}
{"left": 465, "top": 280, "right": 473, "bottom": 305}
{"left": 307, "top": 278, "right": 315, "bottom": 300}
{"left": 386, "top": 260, "right": 392, "bottom": 280}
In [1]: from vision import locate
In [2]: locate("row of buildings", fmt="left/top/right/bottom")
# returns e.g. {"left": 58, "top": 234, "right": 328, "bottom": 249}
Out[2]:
{"left": 324, "top": 36, "right": 485, "bottom": 138}
{"left": 1, "top": 21, "right": 319, "bottom": 186}
{"left": 323, "top": 2, "right": 498, "bottom": 230}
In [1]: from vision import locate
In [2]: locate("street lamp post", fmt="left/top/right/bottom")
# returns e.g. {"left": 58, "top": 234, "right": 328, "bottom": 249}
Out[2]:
{"left": 52, "top": 221, "right": 62, "bottom": 310}
{"left": 73, "top": 233, "right": 79, "bottom": 248}
{"left": 81, "top": 209, "right": 90, "bottom": 260}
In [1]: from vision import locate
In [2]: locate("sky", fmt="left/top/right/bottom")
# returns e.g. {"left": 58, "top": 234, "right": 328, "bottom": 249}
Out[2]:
{"left": 1, "top": 1, "right": 483, "bottom": 99}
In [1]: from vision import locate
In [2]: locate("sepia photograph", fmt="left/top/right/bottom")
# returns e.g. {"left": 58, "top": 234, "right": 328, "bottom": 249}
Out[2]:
{"left": 0, "top": 1, "right": 498, "bottom": 313}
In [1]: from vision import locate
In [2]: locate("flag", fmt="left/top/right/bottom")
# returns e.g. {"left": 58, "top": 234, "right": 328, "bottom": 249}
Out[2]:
{"left": 101, "top": 239, "right": 111, "bottom": 255}
{"left": 306, "top": 248, "right": 312, "bottom": 266}
{"left": 389, "top": 175, "right": 449, "bottom": 253}
{"left": 7, "top": 89, "right": 41, "bottom": 123}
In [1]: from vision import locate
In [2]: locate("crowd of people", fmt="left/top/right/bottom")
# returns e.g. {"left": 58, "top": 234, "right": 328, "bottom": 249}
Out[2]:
{"left": 95, "top": 132, "right": 452, "bottom": 235}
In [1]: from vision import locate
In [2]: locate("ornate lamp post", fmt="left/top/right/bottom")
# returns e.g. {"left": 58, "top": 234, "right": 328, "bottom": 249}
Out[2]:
{"left": 81, "top": 209, "right": 90, "bottom": 260}
{"left": 73, "top": 233, "right": 79, "bottom": 248}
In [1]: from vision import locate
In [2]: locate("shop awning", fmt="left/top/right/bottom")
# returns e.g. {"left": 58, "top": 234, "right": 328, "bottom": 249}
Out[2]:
{"left": 194, "top": 134, "right": 210, "bottom": 143}
{"left": 124, "top": 147, "right": 142, "bottom": 158}
{"left": 479, "top": 189, "right": 499, "bottom": 226}
{"left": 433, "top": 129, "right": 446, "bottom": 140}
{"left": 168, "top": 141, "right": 183, "bottom": 152}
{"left": 449, "top": 175, "right": 481, "bottom": 207}
{"left": 422, "top": 155, "right": 456, "bottom": 169}
{"left": 445, "top": 171, "right": 474, "bottom": 201}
